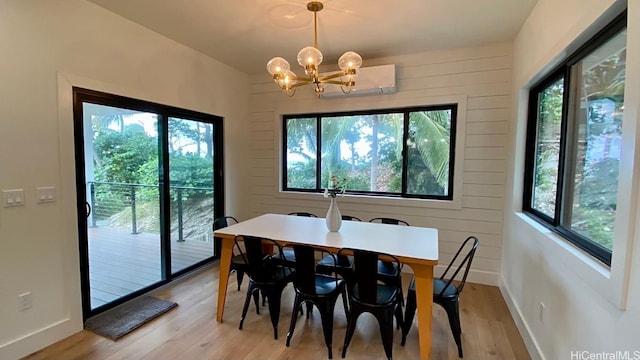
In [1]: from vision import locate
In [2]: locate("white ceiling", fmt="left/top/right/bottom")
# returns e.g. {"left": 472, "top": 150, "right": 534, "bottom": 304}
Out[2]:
{"left": 87, "top": 0, "right": 538, "bottom": 75}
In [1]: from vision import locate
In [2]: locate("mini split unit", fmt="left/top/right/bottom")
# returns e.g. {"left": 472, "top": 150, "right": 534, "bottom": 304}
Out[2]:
{"left": 321, "top": 64, "right": 397, "bottom": 99}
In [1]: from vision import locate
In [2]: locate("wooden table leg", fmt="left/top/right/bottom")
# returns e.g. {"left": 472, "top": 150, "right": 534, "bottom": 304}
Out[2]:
{"left": 412, "top": 264, "right": 434, "bottom": 360}
{"left": 216, "top": 237, "right": 233, "bottom": 322}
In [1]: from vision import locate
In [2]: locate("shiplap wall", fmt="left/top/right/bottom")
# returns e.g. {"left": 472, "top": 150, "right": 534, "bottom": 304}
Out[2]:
{"left": 245, "top": 42, "right": 512, "bottom": 285}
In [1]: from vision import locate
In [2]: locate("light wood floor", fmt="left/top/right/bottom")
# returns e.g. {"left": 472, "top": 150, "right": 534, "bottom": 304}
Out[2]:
{"left": 23, "top": 263, "right": 530, "bottom": 360}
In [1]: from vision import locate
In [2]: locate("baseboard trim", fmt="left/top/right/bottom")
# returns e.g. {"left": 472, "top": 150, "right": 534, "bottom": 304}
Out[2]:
{"left": 499, "top": 277, "right": 545, "bottom": 360}
{"left": 0, "top": 317, "right": 81, "bottom": 360}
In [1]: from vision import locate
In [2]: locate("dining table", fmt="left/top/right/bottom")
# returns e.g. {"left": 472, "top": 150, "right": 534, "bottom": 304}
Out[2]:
{"left": 213, "top": 213, "right": 439, "bottom": 360}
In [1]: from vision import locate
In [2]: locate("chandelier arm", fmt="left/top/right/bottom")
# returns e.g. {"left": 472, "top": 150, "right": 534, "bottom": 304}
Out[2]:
{"left": 339, "top": 85, "right": 354, "bottom": 94}
{"left": 288, "top": 81, "right": 313, "bottom": 89}
{"left": 317, "top": 72, "right": 346, "bottom": 81}
{"left": 318, "top": 68, "right": 357, "bottom": 82}
{"left": 323, "top": 80, "right": 356, "bottom": 85}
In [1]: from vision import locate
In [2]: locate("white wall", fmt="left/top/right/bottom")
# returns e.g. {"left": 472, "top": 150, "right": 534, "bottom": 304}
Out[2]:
{"left": 248, "top": 43, "right": 513, "bottom": 285}
{"left": 504, "top": 0, "right": 640, "bottom": 359}
{"left": 0, "top": 1, "right": 249, "bottom": 359}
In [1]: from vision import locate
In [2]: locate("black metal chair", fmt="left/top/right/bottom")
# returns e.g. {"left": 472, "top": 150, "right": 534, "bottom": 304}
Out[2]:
{"left": 285, "top": 245, "right": 349, "bottom": 359}
{"left": 368, "top": 217, "right": 410, "bottom": 226}
{"left": 316, "top": 215, "right": 361, "bottom": 278}
{"left": 401, "top": 236, "right": 479, "bottom": 358}
{"left": 213, "top": 216, "right": 245, "bottom": 290}
{"left": 281, "top": 212, "right": 319, "bottom": 265}
{"left": 339, "top": 248, "right": 404, "bottom": 360}
{"left": 340, "top": 214, "right": 361, "bottom": 221}
{"left": 236, "top": 235, "right": 296, "bottom": 340}
{"left": 368, "top": 218, "right": 409, "bottom": 309}
{"left": 288, "top": 212, "right": 318, "bottom": 217}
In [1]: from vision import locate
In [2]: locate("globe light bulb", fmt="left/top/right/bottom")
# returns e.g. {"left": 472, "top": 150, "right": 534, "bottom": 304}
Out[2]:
{"left": 297, "top": 46, "right": 323, "bottom": 67}
{"left": 338, "top": 51, "right": 362, "bottom": 70}
{"left": 267, "top": 57, "right": 290, "bottom": 76}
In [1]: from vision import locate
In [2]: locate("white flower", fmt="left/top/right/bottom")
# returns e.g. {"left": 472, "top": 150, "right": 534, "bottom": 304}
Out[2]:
{"left": 325, "top": 175, "right": 346, "bottom": 198}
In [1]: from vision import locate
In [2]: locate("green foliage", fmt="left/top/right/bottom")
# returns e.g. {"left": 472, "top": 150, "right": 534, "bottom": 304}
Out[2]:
{"left": 407, "top": 111, "right": 451, "bottom": 195}
{"left": 91, "top": 119, "right": 214, "bottom": 224}
{"left": 531, "top": 39, "right": 626, "bottom": 251}
{"left": 93, "top": 128, "right": 157, "bottom": 184}
{"left": 287, "top": 161, "right": 316, "bottom": 189}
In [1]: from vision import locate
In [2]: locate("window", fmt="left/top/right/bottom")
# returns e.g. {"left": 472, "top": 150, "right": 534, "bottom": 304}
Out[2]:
{"left": 283, "top": 105, "right": 457, "bottom": 200}
{"left": 524, "top": 12, "right": 626, "bottom": 266}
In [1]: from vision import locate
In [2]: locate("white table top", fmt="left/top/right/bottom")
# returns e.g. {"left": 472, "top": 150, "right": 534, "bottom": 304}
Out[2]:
{"left": 214, "top": 213, "right": 438, "bottom": 266}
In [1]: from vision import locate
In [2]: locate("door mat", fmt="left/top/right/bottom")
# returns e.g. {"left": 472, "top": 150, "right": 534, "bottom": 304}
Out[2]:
{"left": 84, "top": 296, "right": 178, "bottom": 341}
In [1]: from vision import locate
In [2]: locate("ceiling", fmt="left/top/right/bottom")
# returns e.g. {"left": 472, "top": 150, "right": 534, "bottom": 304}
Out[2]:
{"left": 87, "top": 0, "right": 539, "bottom": 75}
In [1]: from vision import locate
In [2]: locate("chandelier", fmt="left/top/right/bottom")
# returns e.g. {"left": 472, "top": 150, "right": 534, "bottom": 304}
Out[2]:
{"left": 266, "top": 1, "right": 363, "bottom": 97}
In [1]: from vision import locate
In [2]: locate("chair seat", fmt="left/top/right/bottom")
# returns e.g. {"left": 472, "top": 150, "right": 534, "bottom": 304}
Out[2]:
{"left": 282, "top": 249, "right": 296, "bottom": 262}
{"left": 433, "top": 278, "right": 458, "bottom": 298}
{"left": 257, "top": 265, "right": 295, "bottom": 284}
{"left": 377, "top": 260, "right": 399, "bottom": 277}
{"left": 352, "top": 283, "right": 398, "bottom": 305}
{"left": 271, "top": 249, "right": 296, "bottom": 267}
{"left": 317, "top": 254, "right": 352, "bottom": 267}
{"left": 313, "top": 274, "right": 345, "bottom": 295}
{"left": 407, "top": 277, "right": 459, "bottom": 298}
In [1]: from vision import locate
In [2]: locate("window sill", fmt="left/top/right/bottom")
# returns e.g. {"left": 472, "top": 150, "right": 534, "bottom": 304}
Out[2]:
{"left": 514, "top": 212, "right": 627, "bottom": 310}
{"left": 274, "top": 190, "right": 462, "bottom": 210}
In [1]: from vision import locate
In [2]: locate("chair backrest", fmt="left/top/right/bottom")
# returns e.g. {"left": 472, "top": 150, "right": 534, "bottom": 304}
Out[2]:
{"left": 292, "top": 245, "right": 338, "bottom": 295}
{"left": 439, "top": 236, "right": 479, "bottom": 295}
{"left": 235, "top": 235, "right": 287, "bottom": 283}
{"left": 338, "top": 248, "right": 401, "bottom": 304}
{"left": 214, "top": 216, "right": 241, "bottom": 255}
{"left": 213, "top": 216, "right": 239, "bottom": 231}
{"left": 341, "top": 215, "right": 362, "bottom": 221}
{"left": 369, "top": 217, "right": 410, "bottom": 226}
{"left": 288, "top": 212, "right": 318, "bottom": 217}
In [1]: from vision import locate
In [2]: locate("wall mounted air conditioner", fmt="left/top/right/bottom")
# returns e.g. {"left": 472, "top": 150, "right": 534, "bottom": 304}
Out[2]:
{"left": 321, "top": 64, "right": 396, "bottom": 99}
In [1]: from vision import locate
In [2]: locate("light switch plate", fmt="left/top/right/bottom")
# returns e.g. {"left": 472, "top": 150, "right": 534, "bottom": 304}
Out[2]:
{"left": 3, "top": 189, "right": 25, "bottom": 207}
{"left": 36, "top": 187, "right": 56, "bottom": 203}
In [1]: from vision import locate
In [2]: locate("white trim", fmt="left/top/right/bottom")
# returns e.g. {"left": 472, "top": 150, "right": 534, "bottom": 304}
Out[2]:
{"left": 514, "top": 213, "right": 629, "bottom": 309}
{"left": 499, "top": 276, "right": 544, "bottom": 360}
{"left": 0, "top": 318, "right": 76, "bottom": 360}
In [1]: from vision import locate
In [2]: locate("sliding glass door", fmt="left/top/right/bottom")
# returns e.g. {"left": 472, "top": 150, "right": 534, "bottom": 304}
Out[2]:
{"left": 168, "top": 117, "right": 216, "bottom": 274}
{"left": 73, "top": 88, "right": 224, "bottom": 319}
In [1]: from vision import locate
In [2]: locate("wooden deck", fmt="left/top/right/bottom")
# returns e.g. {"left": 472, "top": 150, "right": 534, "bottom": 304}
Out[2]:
{"left": 88, "top": 227, "right": 214, "bottom": 309}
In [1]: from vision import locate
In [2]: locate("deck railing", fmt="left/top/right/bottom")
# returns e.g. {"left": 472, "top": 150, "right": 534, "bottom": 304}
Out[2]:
{"left": 88, "top": 181, "right": 213, "bottom": 242}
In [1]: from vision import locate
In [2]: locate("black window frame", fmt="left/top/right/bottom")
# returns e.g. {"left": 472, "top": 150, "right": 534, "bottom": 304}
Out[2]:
{"left": 282, "top": 104, "right": 458, "bottom": 200}
{"left": 523, "top": 10, "right": 627, "bottom": 267}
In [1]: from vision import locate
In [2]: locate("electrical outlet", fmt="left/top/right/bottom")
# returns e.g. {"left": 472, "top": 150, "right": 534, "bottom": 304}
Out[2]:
{"left": 539, "top": 302, "right": 545, "bottom": 323}
{"left": 19, "top": 292, "right": 32, "bottom": 311}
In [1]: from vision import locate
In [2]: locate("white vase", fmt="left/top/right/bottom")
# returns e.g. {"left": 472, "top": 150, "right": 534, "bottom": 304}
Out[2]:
{"left": 326, "top": 197, "right": 342, "bottom": 232}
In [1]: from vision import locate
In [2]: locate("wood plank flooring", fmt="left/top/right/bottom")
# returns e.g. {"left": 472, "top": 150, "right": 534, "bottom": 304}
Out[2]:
{"left": 23, "top": 264, "right": 530, "bottom": 360}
